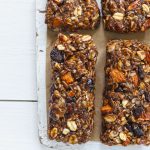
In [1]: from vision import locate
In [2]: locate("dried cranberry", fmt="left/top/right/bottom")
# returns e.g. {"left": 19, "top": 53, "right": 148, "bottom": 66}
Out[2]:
{"left": 138, "top": 66, "right": 144, "bottom": 80}
{"left": 144, "top": 91, "right": 150, "bottom": 102}
{"left": 132, "top": 123, "right": 144, "bottom": 137}
{"left": 132, "top": 106, "right": 143, "bottom": 118}
{"left": 87, "top": 79, "right": 94, "bottom": 91}
{"left": 50, "top": 48, "right": 64, "bottom": 63}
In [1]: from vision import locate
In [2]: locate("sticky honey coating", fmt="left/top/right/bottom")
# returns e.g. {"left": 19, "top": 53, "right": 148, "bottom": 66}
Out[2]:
{"left": 49, "top": 33, "right": 98, "bottom": 144}
{"left": 45, "top": 0, "right": 100, "bottom": 31}
{"left": 101, "top": 40, "right": 150, "bottom": 146}
{"left": 102, "top": 0, "right": 150, "bottom": 33}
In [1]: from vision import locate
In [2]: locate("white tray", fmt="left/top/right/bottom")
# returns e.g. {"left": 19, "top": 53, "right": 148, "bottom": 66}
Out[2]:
{"left": 36, "top": 0, "right": 150, "bottom": 149}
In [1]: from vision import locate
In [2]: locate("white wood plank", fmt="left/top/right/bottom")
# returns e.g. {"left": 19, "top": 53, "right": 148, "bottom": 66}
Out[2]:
{"left": 0, "top": 0, "right": 37, "bottom": 100}
{"left": 0, "top": 102, "right": 50, "bottom": 150}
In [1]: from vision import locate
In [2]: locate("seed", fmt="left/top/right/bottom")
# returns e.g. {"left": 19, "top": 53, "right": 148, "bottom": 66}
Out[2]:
{"left": 104, "top": 114, "right": 117, "bottom": 122}
{"left": 113, "top": 12, "right": 124, "bottom": 20}
{"left": 82, "top": 35, "right": 92, "bottom": 42}
{"left": 119, "top": 132, "right": 127, "bottom": 141}
{"left": 142, "top": 4, "right": 150, "bottom": 13}
{"left": 57, "top": 44, "right": 65, "bottom": 51}
{"left": 62, "top": 128, "right": 70, "bottom": 135}
{"left": 122, "top": 100, "right": 128, "bottom": 108}
{"left": 67, "top": 121, "right": 77, "bottom": 131}
{"left": 69, "top": 135, "right": 78, "bottom": 144}
{"left": 137, "top": 51, "right": 146, "bottom": 60}
{"left": 50, "top": 128, "right": 58, "bottom": 138}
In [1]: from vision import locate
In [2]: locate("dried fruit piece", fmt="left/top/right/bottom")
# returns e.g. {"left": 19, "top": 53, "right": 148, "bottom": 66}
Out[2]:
{"left": 50, "top": 48, "right": 64, "bottom": 63}
{"left": 67, "top": 120, "right": 77, "bottom": 131}
{"left": 52, "top": 18, "right": 62, "bottom": 28}
{"left": 57, "top": 44, "right": 65, "bottom": 51}
{"left": 127, "top": 0, "right": 140, "bottom": 11}
{"left": 131, "top": 74, "right": 139, "bottom": 87}
{"left": 146, "top": 52, "right": 150, "bottom": 63}
{"left": 86, "top": 79, "right": 94, "bottom": 91}
{"left": 132, "top": 106, "right": 144, "bottom": 118}
{"left": 101, "top": 105, "right": 113, "bottom": 113}
{"left": 144, "top": 91, "right": 150, "bottom": 102}
{"left": 104, "top": 114, "right": 117, "bottom": 122}
{"left": 110, "top": 69, "right": 126, "bottom": 83}
{"left": 61, "top": 72, "right": 74, "bottom": 84}
{"left": 132, "top": 124, "right": 144, "bottom": 137}
{"left": 69, "top": 135, "right": 78, "bottom": 144}
{"left": 50, "top": 128, "right": 58, "bottom": 138}
{"left": 138, "top": 66, "right": 144, "bottom": 80}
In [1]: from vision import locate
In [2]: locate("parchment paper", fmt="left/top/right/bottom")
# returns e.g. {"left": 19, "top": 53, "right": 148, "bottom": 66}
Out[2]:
{"left": 33, "top": 0, "right": 150, "bottom": 149}
{"left": 46, "top": 20, "right": 150, "bottom": 142}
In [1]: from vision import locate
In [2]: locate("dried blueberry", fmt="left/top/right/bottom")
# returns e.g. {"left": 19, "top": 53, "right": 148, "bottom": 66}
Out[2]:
{"left": 132, "top": 106, "right": 143, "bottom": 118}
{"left": 50, "top": 48, "right": 64, "bottom": 63}
{"left": 132, "top": 123, "right": 144, "bottom": 137}
{"left": 87, "top": 79, "right": 94, "bottom": 91}
{"left": 144, "top": 91, "right": 150, "bottom": 102}
{"left": 138, "top": 66, "right": 144, "bottom": 80}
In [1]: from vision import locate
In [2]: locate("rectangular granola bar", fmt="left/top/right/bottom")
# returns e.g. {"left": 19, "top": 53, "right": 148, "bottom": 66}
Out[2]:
{"left": 48, "top": 33, "right": 98, "bottom": 144}
{"left": 46, "top": 0, "right": 100, "bottom": 31}
{"left": 101, "top": 40, "right": 150, "bottom": 145}
{"left": 102, "top": 0, "right": 150, "bottom": 33}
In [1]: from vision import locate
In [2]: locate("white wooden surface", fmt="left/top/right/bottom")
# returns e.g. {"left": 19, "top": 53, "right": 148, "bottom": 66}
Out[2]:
{"left": 0, "top": 0, "right": 45, "bottom": 149}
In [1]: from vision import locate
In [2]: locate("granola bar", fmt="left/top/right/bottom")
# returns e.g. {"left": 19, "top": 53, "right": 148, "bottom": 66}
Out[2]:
{"left": 102, "top": 0, "right": 150, "bottom": 33}
{"left": 45, "top": 0, "right": 100, "bottom": 31}
{"left": 101, "top": 40, "right": 150, "bottom": 145}
{"left": 48, "top": 33, "right": 98, "bottom": 144}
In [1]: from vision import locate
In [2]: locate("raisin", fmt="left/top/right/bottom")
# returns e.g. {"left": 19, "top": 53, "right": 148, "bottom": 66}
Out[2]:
{"left": 144, "top": 91, "right": 150, "bottom": 102}
{"left": 125, "top": 124, "right": 133, "bottom": 132}
{"left": 137, "top": 66, "right": 144, "bottom": 80}
{"left": 86, "top": 79, "right": 94, "bottom": 91}
{"left": 66, "top": 97, "right": 76, "bottom": 103}
{"left": 114, "top": 83, "right": 124, "bottom": 92}
{"left": 50, "top": 48, "right": 64, "bottom": 63}
{"left": 132, "top": 123, "right": 144, "bottom": 137}
{"left": 50, "top": 84, "right": 55, "bottom": 95}
{"left": 132, "top": 106, "right": 143, "bottom": 118}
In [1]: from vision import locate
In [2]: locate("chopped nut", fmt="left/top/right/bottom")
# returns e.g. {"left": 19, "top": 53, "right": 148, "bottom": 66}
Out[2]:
{"left": 69, "top": 135, "right": 78, "bottom": 144}
{"left": 104, "top": 114, "right": 117, "bottom": 122}
{"left": 89, "top": 51, "right": 97, "bottom": 60}
{"left": 61, "top": 72, "right": 74, "bottom": 84}
{"left": 67, "top": 121, "right": 77, "bottom": 131}
{"left": 122, "top": 100, "right": 128, "bottom": 108}
{"left": 109, "top": 131, "right": 118, "bottom": 139}
{"left": 113, "top": 12, "right": 124, "bottom": 20}
{"left": 142, "top": 4, "right": 150, "bottom": 13}
{"left": 50, "top": 128, "right": 58, "bottom": 138}
{"left": 59, "top": 34, "right": 68, "bottom": 42}
{"left": 82, "top": 35, "right": 92, "bottom": 42}
{"left": 74, "top": 6, "right": 82, "bottom": 17}
{"left": 101, "top": 105, "right": 113, "bottom": 113}
{"left": 62, "top": 128, "right": 70, "bottom": 135}
{"left": 127, "top": 0, "right": 140, "bottom": 11}
{"left": 119, "top": 132, "right": 127, "bottom": 141}
{"left": 57, "top": 44, "right": 65, "bottom": 51}
{"left": 137, "top": 51, "right": 146, "bottom": 60}
{"left": 110, "top": 69, "right": 126, "bottom": 83}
